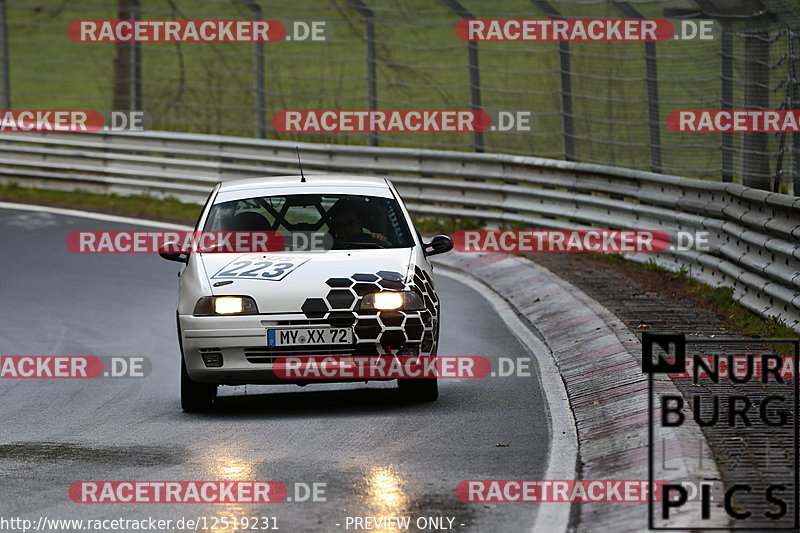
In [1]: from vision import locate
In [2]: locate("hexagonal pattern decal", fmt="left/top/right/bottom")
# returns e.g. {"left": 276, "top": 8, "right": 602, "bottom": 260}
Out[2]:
{"left": 325, "top": 278, "right": 352, "bottom": 288}
{"left": 353, "top": 282, "right": 381, "bottom": 296}
{"left": 326, "top": 289, "right": 355, "bottom": 310}
{"left": 299, "top": 267, "right": 439, "bottom": 354}
{"left": 405, "top": 315, "right": 424, "bottom": 340}
{"left": 301, "top": 297, "right": 328, "bottom": 318}
{"left": 327, "top": 311, "right": 357, "bottom": 327}
{"left": 354, "top": 317, "right": 381, "bottom": 341}
{"left": 378, "top": 311, "right": 404, "bottom": 328}
{"left": 378, "top": 278, "right": 405, "bottom": 290}
{"left": 380, "top": 330, "right": 406, "bottom": 347}
{"left": 377, "top": 270, "right": 403, "bottom": 281}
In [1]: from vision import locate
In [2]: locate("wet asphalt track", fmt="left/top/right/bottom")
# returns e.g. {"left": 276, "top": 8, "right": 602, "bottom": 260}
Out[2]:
{"left": 0, "top": 206, "right": 551, "bottom": 533}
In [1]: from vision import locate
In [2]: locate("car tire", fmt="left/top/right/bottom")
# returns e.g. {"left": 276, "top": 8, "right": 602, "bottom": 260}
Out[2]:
{"left": 398, "top": 377, "right": 439, "bottom": 402}
{"left": 181, "top": 356, "right": 217, "bottom": 412}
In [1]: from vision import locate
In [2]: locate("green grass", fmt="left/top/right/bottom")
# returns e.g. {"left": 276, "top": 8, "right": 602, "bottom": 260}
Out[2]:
{"left": 414, "top": 214, "right": 485, "bottom": 234}
{"left": 633, "top": 257, "right": 799, "bottom": 340}
{"left": 0, "top": 183, "right": 201, "bottom": 224}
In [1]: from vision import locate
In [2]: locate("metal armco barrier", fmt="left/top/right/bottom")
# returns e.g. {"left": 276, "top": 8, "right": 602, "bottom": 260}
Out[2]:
{"left": 1, "top": 130, "right": 799, "bottom": 331}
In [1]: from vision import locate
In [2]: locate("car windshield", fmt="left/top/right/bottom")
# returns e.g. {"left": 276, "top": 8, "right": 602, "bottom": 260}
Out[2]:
{"left": 203, "top": 193, "right": 415, "bottom": 249}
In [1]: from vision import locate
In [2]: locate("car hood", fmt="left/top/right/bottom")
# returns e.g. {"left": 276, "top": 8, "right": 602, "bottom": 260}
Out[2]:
{"left": 198, "top": 248, "right": 416, "bottom": 314}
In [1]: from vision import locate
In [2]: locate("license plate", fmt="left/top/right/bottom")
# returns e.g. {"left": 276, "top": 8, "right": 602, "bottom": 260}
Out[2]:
{"left": 267, "top": 327, "right": 353, "bottom": 347}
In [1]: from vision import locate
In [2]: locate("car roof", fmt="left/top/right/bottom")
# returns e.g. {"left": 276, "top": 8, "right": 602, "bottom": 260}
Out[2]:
{"left": 218, "top": 175, "right": 390, "bottom": 193}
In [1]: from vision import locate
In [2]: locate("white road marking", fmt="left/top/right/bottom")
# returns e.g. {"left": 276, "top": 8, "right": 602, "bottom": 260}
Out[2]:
{"left": 436, "top": 266, "right": 578, "bottom": 533}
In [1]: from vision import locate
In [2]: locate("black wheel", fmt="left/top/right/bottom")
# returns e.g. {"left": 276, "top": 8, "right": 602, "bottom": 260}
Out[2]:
{"left": 398, "top": 377, "right": 439, "bottom": 402}
{"left": 181, "top": 356, "right": 217, "bottom": 412}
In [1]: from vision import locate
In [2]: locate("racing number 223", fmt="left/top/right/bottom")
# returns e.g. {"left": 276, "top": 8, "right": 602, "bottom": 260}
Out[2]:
{"left": 213, "top": 258, "right": 305, "bottom": 281}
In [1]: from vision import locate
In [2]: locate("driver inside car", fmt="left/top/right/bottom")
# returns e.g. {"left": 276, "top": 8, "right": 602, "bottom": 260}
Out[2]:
{"left": 327, "top": 200, "right": 389, "bottom": 245}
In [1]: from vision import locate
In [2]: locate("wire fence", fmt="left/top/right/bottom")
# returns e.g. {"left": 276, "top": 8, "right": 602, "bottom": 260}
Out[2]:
{"left": 1, "top": 0, "right": 800, "bottom": 194}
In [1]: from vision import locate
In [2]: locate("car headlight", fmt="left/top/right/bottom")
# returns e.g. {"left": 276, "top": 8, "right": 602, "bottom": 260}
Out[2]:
{"left": 193, "top": 296, "right": 259, "bottom": 316}
{"left": 360, "top": 291, "right": 424, "bottom": 311}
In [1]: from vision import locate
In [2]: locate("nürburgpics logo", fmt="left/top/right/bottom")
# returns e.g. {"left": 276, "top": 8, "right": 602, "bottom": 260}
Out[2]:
{"left": 643, "top": 333, "right": 799, "bottom": 530}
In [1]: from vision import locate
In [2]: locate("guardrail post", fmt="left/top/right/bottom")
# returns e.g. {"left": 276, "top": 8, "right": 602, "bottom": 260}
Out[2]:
{"left": 531, "top": 0, "right": 575, "bottom": 161}
{"left": 612, "top": 1, "right": 662, "bottom": 173}
{"left": 741, "top": 29, "right": 771, "bottom": 190}
{"left": 0, "top": 0, "right": 9, "bottom": 109}
{"left": 241, "top": 0, "right": 266, "bottom": 139}
{"left": 791, "top": 28, "right": 800, "bottom": 195}
{"left": 112, "top": 0, "right": 141, "bottom": 112}
{"left": 348, "top": 0, "right": 378, "bottom": 147}
{"left": 131, "top": 0, "right": 141, "bottom": 110}
{"left": 776, "top": 0, "right": 800, "bottom": 195}
{"left": 555, "top": 40, "right": 574, "bottom": 161}
{"left": 721, "top": 23, "right": 734, "bottom": 182}
{"left": 442, "top": 0, "right": 484, "bottom": 153}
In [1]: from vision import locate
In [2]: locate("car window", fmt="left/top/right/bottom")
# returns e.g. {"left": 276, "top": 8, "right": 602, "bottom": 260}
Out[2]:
{"left": 204, "top": 193, "right": 414, "bottom": 249}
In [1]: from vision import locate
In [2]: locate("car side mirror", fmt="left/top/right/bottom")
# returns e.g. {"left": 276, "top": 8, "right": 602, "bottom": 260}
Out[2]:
{"left": 158, "top": 242, "right": 189, "bottom": 264}
{"left": 423, "top": 234, "right": 453, "bottom": 256}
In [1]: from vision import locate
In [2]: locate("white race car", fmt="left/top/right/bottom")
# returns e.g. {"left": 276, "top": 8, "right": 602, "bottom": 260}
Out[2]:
{"left": 160, "top": 175, "right": 453, "bottom": 412}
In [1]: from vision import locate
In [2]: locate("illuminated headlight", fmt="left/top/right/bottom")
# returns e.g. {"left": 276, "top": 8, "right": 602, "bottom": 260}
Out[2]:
{"left": 360, "top": 291, "right": 424, "bottom": 311}
{"left": 215, "top": 296, "right": 245, "bottom": 314}
{"left": 193, "top": 296, "right": 259, "bottom": 316}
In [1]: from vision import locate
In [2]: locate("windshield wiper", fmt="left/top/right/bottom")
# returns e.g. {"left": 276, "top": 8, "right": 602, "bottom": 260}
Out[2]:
{"left": 333, "top": 240, "right": 387, "bottom": 249}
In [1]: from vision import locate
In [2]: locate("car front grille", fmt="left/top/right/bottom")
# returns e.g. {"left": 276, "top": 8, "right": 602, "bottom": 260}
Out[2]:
{"left": 244, "top": 346, "right": 356, "bottom": 364}
{"left": 260, "top": 319, "right": 330, "bottom": 327}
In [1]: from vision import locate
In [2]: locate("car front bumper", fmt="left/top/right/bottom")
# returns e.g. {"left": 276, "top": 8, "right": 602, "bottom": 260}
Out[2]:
{"left": 179, "top": 311, "right": 436, "bottom": 385}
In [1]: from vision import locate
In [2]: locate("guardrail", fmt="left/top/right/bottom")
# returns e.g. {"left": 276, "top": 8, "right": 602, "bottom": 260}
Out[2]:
{"left": 1, "top": 129, "right": 798, "bottom": 331}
